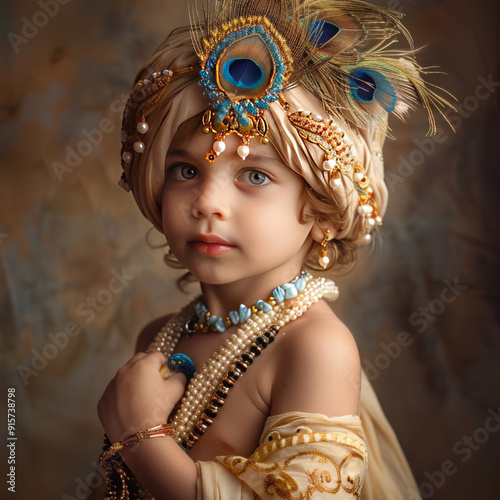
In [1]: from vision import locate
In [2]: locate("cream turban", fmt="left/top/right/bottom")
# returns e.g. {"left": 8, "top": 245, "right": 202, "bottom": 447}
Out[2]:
{"left": 122, "top": 26, "right": 388, "bottom": 262}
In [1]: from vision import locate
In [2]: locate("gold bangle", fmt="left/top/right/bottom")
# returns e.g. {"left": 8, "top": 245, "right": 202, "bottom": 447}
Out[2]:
{"left": 99, "top": 424, "right": 174, "bottom": 466}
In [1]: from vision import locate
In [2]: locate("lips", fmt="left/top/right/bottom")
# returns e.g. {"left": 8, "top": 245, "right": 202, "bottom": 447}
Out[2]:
{"left": 189, "top": 234, "right": 235, "bottom": 256}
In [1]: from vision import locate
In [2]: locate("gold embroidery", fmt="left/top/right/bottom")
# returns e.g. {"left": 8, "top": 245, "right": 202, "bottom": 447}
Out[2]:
{"left": 251, "top": 430, "right": 366, "bottom": 462}
{"left": 220, "top": 431, "right": 366, "bottom": 499}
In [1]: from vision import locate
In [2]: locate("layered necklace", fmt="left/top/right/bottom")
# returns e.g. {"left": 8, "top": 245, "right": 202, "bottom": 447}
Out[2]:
{"left": 149, "top": 272, "right": 339, "bottom": 450}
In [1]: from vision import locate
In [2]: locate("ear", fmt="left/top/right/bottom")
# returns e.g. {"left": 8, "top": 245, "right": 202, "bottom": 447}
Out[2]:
{"left": 310, "top": 220, "right": 338, "bottom": 244}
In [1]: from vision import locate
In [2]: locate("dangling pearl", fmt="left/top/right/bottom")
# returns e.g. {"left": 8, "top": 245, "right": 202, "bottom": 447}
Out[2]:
{"left": 136, "top": 121, "right": 149, "bottom": 134}
{"left": 329, "top": 177, "right": 342, "bottom": 189}
{"left": 237, "top": 144, "right": 250, "bottom": 160}
{"left": 213, "top": 140, "right": 226, "bottom": 155}
{"left": 367, "top": 217, "right": 376, "bottom": 228}
{"left": 363, "top": 233, "right": 372, "bottom": 244}
{"left": 133, "top": 141, "right": 145, "bottom": 153}
{"left": 323, "top": 159, "right": 336, "bottom": 171}
{"left": 121, "top": 151, "right": 133, "bottom": 163}
{"left": 375, "top": 216, "right": 383, "bottom": 226}
{"left": 358, "top": 204, "right": 373, "bottom": 216}
{"left": 319, "top": 255, "right": 330, "bottom": 269}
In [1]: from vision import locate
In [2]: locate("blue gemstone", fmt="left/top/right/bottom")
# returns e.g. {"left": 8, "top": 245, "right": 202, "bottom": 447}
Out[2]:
{"left": 195, "top": 301, "right": 207, "bottom": 319}
{"left": 294, "top": 277, "right": 307, "bottom": 292}
{"left": 215, "top": 318, "right": 227, "bottom": 333}
{"left": 256, "top": 300, "right": 273, "bottom": 312}
{"left": 242, "top": 100, "right": 258, "bottom": 115}
{"left": 282, "top": 283, "right": 298, "bottom": 299}
{"left": 207, "top": 315, "right": 217, "bottom": 326}
{"left": 273, "top": 286, "right": 286, "bottom": 302}
{"left": 229, "top": 310, "right": 240, "bottom": 324}
{"left": 239, "top": 304, "right": 251, "bottom": 322}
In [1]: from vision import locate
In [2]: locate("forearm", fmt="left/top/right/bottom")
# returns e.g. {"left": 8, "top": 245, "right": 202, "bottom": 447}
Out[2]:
{"left": 120, "top": 436, "right": 198, "bottom": 500}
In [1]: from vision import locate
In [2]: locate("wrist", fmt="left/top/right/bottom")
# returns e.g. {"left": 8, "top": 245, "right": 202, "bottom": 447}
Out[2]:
{"left": 100, "top": 424, "right": 174, "bottom": 466}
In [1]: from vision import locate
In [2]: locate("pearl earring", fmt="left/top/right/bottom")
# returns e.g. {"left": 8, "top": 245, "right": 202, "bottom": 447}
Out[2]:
{"left": 318, "top": 229, "right": 331, "bottom": 269}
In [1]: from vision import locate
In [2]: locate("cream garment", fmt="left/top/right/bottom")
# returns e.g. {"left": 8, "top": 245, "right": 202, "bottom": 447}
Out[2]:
{"left": 197, "top": 412, "right": 367, "bottom": 499}
{"left": 359, "top": 371, "right": 421, "bottom": 500}
{"left": 196, "top": 372, "right": 421, "bottom": 499}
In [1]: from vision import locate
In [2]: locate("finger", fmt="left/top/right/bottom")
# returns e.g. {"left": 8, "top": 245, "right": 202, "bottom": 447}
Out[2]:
{"left": 123, "top": 352, "right": 149, "bottom": 367}
{"left": 127, "top": 350, "right": 168, "bottom": 370}
{"left": 145, "top": 350, "right": 169, "bottom": 369}
{"left": 165, "top": 371, "right": 189, "bottom": 401}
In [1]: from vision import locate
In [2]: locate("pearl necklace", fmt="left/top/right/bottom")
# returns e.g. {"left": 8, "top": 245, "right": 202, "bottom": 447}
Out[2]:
{"left": 149, "top": 276, "right": 339, "bottom": 448}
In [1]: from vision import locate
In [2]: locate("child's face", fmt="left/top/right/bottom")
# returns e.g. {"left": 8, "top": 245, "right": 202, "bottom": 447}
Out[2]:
{"left": 161, "top": 119, "right": 316, "bottom": 286}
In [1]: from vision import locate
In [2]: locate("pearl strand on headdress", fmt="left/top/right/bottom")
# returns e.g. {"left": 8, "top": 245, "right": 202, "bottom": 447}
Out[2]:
{"left": 149, "top": 276, "right": 339, "bottom": 447}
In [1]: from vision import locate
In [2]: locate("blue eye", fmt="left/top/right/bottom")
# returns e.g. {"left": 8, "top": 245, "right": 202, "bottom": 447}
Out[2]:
{"left": 169, "top": 164, "right": 198, "bottom": 180}
{"left": 240, "top": 170, "right": 270, "bottom": 186}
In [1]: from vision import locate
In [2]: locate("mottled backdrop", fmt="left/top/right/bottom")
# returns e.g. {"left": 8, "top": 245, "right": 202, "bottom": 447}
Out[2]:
{"left": 1, "top": 0, "right": 499, "bottom": 499}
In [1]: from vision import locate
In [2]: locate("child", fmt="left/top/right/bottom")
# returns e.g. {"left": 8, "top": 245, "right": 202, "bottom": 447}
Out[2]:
{"left": 98, "top": 0, "right": 451, "bottom": 498}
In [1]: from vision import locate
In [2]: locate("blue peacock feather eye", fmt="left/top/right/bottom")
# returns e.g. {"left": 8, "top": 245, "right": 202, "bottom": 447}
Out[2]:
{"left": 222, "top": 58, "right": 265, "bottom": 89}
{"left": 199, "top": 23, "right": 288, "bottom": 131}
{"left": 349, "top": 69, "right": 397, "bottom": 112}
{"left": 309, "top": 20, "right": 340, "bottom": 46}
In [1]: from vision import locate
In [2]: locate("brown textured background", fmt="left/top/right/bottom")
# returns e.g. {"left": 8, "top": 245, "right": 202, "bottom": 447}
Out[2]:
{"left": 1, "top": 0, "right": 499, "bottom": 499}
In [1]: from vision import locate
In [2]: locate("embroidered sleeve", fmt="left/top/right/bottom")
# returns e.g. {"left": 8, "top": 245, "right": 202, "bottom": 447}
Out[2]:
{"left": 196, "top": 413, "right": 367, "bottom": 500}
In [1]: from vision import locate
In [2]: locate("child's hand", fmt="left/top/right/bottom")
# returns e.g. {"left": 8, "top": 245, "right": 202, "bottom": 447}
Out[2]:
{"left": 97, "top": 351, "right": 187, "bottom": 443}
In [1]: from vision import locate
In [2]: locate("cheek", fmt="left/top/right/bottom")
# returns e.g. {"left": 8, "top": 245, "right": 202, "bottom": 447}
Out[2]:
{"left": 163, "top": 184, "right": 194, "bottom": 218}
{"left": 162, "top": 193, "right": 186, "bottom": 237}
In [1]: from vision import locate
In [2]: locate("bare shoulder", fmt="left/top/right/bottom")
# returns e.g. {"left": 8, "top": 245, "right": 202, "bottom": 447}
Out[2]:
{"left": 270, "top": 299, "right": 361, "bottom": 417}
{"left": 135, "top": 314, "right": 173, "bottom": 353}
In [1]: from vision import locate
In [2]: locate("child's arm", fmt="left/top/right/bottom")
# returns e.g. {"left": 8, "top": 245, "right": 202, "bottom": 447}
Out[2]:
{"left": 98, "top": 351, "right": 198, "bottom": 500}
{"left": 270, "top": 312, "right": 361, "bottom": 418}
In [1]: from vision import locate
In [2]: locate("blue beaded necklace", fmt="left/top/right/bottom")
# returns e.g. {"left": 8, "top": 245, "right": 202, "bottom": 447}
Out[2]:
{"left": 194, "top": 271, "right": 312, "bottom": 333}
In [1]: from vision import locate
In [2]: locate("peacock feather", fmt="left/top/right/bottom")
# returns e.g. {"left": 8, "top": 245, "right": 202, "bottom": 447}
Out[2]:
{"left": 190, "top": 0, "right": 454, "bottom": 139}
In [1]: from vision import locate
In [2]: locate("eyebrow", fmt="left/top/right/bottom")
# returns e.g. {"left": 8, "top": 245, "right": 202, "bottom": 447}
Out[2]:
{"left": 167, "top": 147, "right": 283, "bottom": 166}
{"left": 247, "top": 153, "right": 283, "bottom": 165}
{"left": 168, "top": 148, "right": 193, "bottom": 159}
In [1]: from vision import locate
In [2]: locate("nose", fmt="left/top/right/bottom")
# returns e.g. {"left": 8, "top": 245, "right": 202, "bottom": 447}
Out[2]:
{"left": 191, "top": 176, "right": 230, "bottom": 220}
